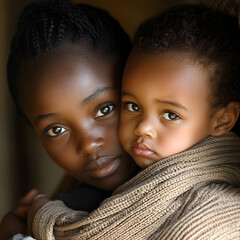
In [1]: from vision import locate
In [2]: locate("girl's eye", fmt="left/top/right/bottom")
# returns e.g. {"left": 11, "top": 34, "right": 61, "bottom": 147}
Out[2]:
{"left": 46, "top": 126, "right": 67, "bottom": 137}
{"left": 126, "top": 102, "right": 140, "bottom": 112}
{"left": 96, "top": 104, "right": 114, "bottom": 118}
{"left": 162, "top": 112, "right": 180, "bottom": 121}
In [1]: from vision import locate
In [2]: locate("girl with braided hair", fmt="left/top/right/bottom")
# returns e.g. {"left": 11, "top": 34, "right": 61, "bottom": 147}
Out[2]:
{"left": 0, "top": 0, "right": 139, "bottom": 239}
{"left": 18, "top": 3, "right": 240, "bottom": 240}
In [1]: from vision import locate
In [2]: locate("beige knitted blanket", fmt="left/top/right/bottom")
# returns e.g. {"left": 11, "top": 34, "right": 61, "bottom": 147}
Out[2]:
{"left": 33, "top": 133, "right": 240, "bottom": 239}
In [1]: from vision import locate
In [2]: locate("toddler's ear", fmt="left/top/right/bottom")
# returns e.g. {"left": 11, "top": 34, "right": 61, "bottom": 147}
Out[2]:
{"left": 211, "top": 102, "right": 240, "bottom": 136}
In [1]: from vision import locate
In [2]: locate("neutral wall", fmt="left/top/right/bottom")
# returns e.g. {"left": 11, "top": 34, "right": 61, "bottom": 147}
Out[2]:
{"left": 0, "top": 0, "right": 202, "bottom": 219}
{"left": 0, "top": 0, "right": 12, "bottom": 218}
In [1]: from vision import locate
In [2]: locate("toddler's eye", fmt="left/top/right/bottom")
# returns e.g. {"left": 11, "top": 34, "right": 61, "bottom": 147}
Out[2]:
{"left": 162, "top": 112, "right": 179, "bottom": 121}
{"left": 126, "top": 102, "right": 140, "bottom": 112}
{"left": 96, "top": 104, "right": 114, "bottom": 118}
{"left": 46, "top": 126, "right": 67, "bottom": 137}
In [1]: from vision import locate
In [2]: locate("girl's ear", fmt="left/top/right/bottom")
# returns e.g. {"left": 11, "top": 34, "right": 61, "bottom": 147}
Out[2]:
{"left": 211, "top": 102, "right": 240, "bottom": 136}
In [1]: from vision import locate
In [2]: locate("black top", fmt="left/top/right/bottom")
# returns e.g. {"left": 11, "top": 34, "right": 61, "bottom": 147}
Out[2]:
{"left": 55, "top": 184, "right": 111, "bottom": 212}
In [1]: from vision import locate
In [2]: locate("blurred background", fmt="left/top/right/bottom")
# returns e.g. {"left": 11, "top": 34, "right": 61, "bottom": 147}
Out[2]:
{"left": 0, "top": 0, "right": 213, "bottom": 218}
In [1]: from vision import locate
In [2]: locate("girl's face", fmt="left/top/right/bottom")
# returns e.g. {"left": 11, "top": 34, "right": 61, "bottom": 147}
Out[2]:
{"left": 119, "top": 52, "right": 219, "bottom": 168}
{"left": 18, "top": 46, "right": 137, "bottom": 191}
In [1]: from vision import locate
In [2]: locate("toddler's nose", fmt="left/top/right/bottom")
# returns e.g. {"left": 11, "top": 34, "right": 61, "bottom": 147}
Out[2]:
{"left": 134, "top": 117, "right": 157, "bottom": 139}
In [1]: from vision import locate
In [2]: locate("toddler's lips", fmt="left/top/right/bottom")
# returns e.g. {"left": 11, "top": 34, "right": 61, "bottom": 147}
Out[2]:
{"left": 131, "top": 143, "right": 155, "bottom": 157}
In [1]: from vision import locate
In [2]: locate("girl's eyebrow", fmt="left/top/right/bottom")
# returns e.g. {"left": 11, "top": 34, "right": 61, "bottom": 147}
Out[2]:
{"left": 35, "top": 113, "right": 56, "bottom": 124}
{"left": 82, "top": 87, "right": 113, "bottom": 105}
{"left": 35, "top": 87, "right": 114, "bottom": 124}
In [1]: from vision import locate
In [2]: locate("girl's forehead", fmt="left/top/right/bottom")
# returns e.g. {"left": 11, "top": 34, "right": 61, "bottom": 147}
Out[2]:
{"left": 19, "top": 47, "right": 118, "bottom": 87}
{"left": 19, "top": 42, "right": 113, "bottom": 80}
{"left": 17, "top": 50, "right": 119, "bottom": 111}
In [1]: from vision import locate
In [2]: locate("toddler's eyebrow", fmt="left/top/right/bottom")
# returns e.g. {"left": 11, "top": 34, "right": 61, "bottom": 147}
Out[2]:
{"left": 156, "top": 100, "right": 188, "bottom": 111}
{"left": 121, "top": 91, "right": 187, "bottom": 111}
{"left": 82, "top": 87, "right": 113, "bottom": 105}
{"left": 121, "top": 91, "right": 136, "bottom": 99}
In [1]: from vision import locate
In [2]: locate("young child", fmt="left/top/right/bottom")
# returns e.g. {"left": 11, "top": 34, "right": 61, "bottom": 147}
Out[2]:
{"left": 22, "top": 4, "right": 240, "bottom": 240}
{"left": 118, "top": 3, "right": 240, "bottom": 238}
{"left": 0, "top": 0, "right": 139, "bottom": 239}
{"left": 119, "top": 5, "right": 240, "bottom": 169}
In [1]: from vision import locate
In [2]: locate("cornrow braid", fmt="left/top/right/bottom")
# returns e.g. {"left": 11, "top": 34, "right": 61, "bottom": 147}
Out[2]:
{"left": 7, "top": 0, "right": 131, "bottom": 113}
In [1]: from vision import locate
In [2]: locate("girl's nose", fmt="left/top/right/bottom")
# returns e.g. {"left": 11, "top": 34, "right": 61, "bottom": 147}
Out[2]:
{"left": 134, "top": 117, "right": 157, "bottom": 139}
{"left": 77, "top": 136, "right": 104, "bottom": 157}
{"left": 78, "top": 136, "right": 104, "bottom": 157}
{"left": 75, "top": 120, "right": 105, "bottom": 157}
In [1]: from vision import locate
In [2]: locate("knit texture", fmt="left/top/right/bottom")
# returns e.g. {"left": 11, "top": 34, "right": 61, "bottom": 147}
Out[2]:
{"left": 33, "top": 133, "right": 240, "bottom": 239}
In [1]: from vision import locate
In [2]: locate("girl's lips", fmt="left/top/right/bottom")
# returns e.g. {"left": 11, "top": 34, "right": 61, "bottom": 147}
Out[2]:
{"left": 131, "top": 143, "right": 155, "bottom": 157}
{"left": 86, "top": 157, "right": 121, "bottom": 178}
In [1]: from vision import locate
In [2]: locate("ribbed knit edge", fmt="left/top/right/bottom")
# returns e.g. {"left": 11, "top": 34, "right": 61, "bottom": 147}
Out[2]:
{"left": 33, "top": 200, "right": 74, "bottom": 240}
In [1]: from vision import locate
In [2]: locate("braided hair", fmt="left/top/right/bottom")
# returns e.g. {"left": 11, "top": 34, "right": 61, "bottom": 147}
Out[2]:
{"left": 132, "top": 4, "right": 240, "bottom": 135}
{"left": 7, "top": 0, "right": 131, "bottom": 113}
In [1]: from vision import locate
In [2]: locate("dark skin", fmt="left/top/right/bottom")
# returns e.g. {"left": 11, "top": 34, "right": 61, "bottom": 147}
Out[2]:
{"left": 1, "top": 43, "right": 138, "bottom": 239}
{"left": 0, "top": 189, "right": 39, "bottom": 239}
{"left": 119, "top": 51, "right": 240, "bottom": 169}
{"left": 120, "top": 52, "right": 221, "bottom": 168}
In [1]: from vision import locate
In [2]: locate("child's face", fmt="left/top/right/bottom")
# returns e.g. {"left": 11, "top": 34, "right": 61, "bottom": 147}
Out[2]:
{"left": 17, "top": 46, "right": 136, "bottom": 191}
{"left": 119, "top": 52, "right": 218, "bottom": 168}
